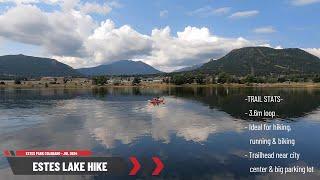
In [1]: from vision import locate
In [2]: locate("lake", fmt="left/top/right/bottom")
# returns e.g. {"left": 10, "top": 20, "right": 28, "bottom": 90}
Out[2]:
{"left": 0, "top": 87, "right": 320, "bottom": 180}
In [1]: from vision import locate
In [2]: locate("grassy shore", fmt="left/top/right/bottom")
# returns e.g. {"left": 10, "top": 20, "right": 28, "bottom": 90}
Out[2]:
{"left": 182, "top": 82, "right": 320, "bottom": 88}
{"left": 1, "top": 82, "right": 320, "bottom": 89}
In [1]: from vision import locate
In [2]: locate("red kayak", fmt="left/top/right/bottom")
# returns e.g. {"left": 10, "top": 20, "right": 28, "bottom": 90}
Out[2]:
{"left": 149, "top": 98, "right": 165, "bottom": 104}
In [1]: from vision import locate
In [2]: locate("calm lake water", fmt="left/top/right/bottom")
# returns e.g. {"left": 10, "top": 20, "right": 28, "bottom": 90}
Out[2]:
{"left": 0, "top": 87, "right": 320, "bottom": 180}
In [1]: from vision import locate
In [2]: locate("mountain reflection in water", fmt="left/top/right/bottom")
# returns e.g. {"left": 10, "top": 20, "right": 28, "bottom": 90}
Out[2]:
{"left": 0, "top": 87, "right": 320, "bottom": 180}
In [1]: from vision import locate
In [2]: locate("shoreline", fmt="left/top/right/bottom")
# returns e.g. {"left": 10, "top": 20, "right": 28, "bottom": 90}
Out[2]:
{"left": 1, "top": 82, "right": 320, "bottom": 89}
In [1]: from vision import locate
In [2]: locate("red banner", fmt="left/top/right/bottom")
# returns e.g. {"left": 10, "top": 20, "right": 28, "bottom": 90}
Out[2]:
{"left": 14, "top": 150, "right": 92, "bottom": 157}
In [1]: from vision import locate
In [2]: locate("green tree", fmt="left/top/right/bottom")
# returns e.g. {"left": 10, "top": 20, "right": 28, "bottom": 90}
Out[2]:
{"left": 195, "top": 74, "right": 205, "bottom": 84}
{"left": 93, "top": 76, "right": 108, "bottom": 85}
{"left": 172, "top": 73, "right": 194, "bottom": 85}
{"left": 312, "top": 75, "right": 320, "bottom": 83}
{"left": 14, "top": 79, "right": 21, "bottom": 85}
{"left": 217, "top": 72, "right": 230, "bottom": 84}
{"left": 172, "top": 74, "right": 182, "bottom": 85}
{"left": 132, "top": 77, "right": 141, "bottom": 85}
{"left": 242, "top": 75, "right": 258, "bottom": 83}
{"left": 163, "top": 77, "right": 170, "bottom": 84}
{"left": 277, "top": 77, "right": 287, "bottom": 83}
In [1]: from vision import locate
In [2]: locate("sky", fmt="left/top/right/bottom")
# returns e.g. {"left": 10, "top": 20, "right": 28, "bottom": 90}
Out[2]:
{"left": 0, "top": 0, "right": 319, "bottom": 72}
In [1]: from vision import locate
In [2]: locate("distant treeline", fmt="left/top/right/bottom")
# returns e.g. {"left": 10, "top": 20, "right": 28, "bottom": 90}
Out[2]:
{"left": 79, "top": 72, "right": 320, "bottom": 86}
{"left": 167, "top": 72, "right": 320, "bottom": 85}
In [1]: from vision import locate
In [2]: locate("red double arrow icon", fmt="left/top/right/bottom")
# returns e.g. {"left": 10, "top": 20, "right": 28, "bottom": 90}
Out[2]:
{"left": 152, "top": 157, "right": 164, "bottom": 176}
{"left": 129, "top": 156, "right": 164, "bottom": 176}
{"left": 129, "top": 157, "right": 141, "bottom": 175}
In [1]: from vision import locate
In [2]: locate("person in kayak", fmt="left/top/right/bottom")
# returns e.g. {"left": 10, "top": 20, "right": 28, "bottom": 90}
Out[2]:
{"left": 150, "top": 97, "right": 164, "bottom": 103}
{"left": 152, "top": 97, "right": 160, "bottom": 102}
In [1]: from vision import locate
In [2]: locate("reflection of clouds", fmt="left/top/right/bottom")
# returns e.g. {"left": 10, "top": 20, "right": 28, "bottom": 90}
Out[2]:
{"left": 83, "top": 97, "right": 245, "bottom": 148}
{"left": 88, "top": 114, "right": 149, "bottom": 148}
{"left": 148, "top": 98, "right": 244, "bottom": 143}
{"left": 299, "top": 108, "right": 320, "bottom": 122}
{"left": 0, "top": 106, "right": 51, "bottom": 135}
{"left": 1, "top": 91, "right": 320, "bottom": 179}
{"left": 84, "top": 101, "right": 151, "bottom": 148}
{"left": 5, "top": 89, "right": 320, "bottom": 151}
{"left": 0, "top": 100, "right": 97, "bottom": 180}
{"left": 254, "top": 161, "right": 320, "bottom": 180}
{"left": 0, "top": 99, "right": 96, "bottom": 151}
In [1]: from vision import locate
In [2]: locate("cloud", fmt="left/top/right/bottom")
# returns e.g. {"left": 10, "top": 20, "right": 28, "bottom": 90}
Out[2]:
{"left": 188, "top": 6, "right": 231, "bottom": 17}
{"left": 146, "top": 26, "right": 253, "bottom": 71}
{"left": 213, "top": 7, "right": 231, "bottom": 15}
{"left": 51, "top": 56, "right": 90, "bottom": 67}
{"left": 53, "top": 24, "right": 253, "bottom": 71}
{"left": 0, "top": 0, "right": 64, "bottom": 5}
{"left": 0, "top": 4, "right": 97, "bottom": 57}
{"left": 0, "top": 0, "right": 116, "bottom": 14}
{"left": 79, "top": 2, "right": 111, "bottom": 15}
{"left": 257, "top": 43, "right": 284, "bottom": 50}
{"left": 304, "top": 48, "right": 320, "bottom": 58}
{"left": 0, "top": 2, "right": 259, "bottom": 71}
{"left": 0, "top": 0, "right": 38, "bottom": 4}
{"left": 0, "top": 5, "right": 50, "bottom": 45}
{"left": 84, "top": 19, "right": 152, "bottom": 65}
{"left": 229, "top": 10, "right": 259, "bottom": 19}
{"left": 291, "top": 0, "right": 320, "bottom": 6}
{"left": 159, "top": 10, "right": 168, "bottom": 18}
{"left": 253, "top": 26, "right": 276, "bottom": 34}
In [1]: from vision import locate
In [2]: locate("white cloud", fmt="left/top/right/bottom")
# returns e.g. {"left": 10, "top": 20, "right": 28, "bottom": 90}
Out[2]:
{"left": 60, "top": 0, "right": 78, "bottom": 11}
{"left": 51, "top": 56, "right": 90, "bottom": 67}
{"left": 159, "top": 10, "right": 168, "bottom": 18}
{"left": 84, "top": 19, "right": 152, "bottom": 65}
{"left": 0, "top": 0, "right": 63, "bottom": 5}
{"left": 51, "top": 23, "right": 255, "bottom": 71}
{"left": 80, "top": 2, "right": 111, "bottom": 15}
{"left": 0, "top": 0, "right": 38, "bottom": 4}
{"left": 0, "top": 2, "right": 265, "bottom": 71}
{"left": 213, "top": 7, "right": 231, "bottom": 15}
{"left": 0, "top": 0, "right": 115, "bottom": 14}
{"left": 2, "top": 1, "right": 317, "bottom": 72}
{"left": 145, "top": 26, "right": 253, "bottom": 71}
{"left": 257, "top": 44, "right": 284, "bottom": 50}
{"left": 304, "top": 48, "right": 320, "bottom": 58}
{"left": 291, "top": 0, "right": 320, "bottom": 6}
{"left": 229, "top": 10, "right": 259, "bottom": 19}
{"left": 253, "top": 26, "right": 276, "bottom": 34}
{"left": 0, "top": 4, "right": 96, "bottom": 57}
{"left": 188, "top": 6, "right": 231, "bottom": 17}
{"left": 0, "top": 5, "right": 50, "bottom": 45}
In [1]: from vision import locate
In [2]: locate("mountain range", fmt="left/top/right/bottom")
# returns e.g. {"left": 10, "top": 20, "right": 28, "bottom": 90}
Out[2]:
{"left": 77, "top": 60, "right": 162, "bottom": 76}
{"left": 1, "top": 47, "right": 320, "bottom": 78}
{"left": 0, "top": 54, "right": 80, "bottom": 78}
{"left": 200, "top": 47, "right": 320, "bottom": 76}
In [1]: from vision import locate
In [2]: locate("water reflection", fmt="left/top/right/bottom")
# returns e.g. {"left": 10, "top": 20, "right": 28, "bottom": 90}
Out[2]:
{"left": 0, "top": 87, "right": 319, "bottom": 179}
{"left": 170, "top": 87, "right": 320, "bottom": 120}
{"left": 84, "top": 97, "right": 244, "bottom": 147}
